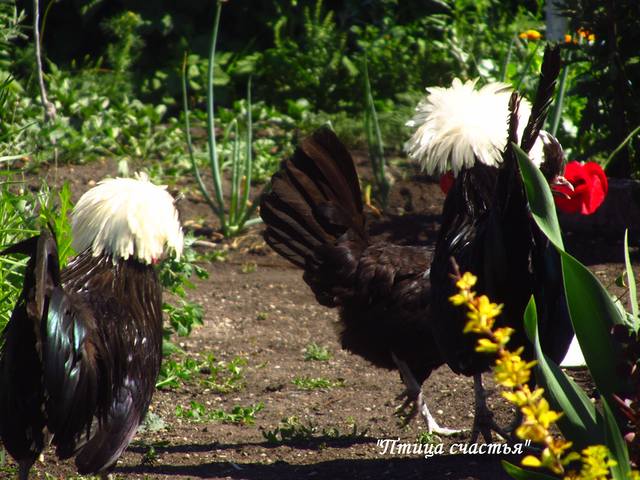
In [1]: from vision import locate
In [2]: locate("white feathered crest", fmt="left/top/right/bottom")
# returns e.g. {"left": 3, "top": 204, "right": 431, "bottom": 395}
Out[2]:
{"left": 72, "top": 173, "right": 184, "bottom": 264}
{"left": 405, "top": 78, "right": 545, "bottom": 175}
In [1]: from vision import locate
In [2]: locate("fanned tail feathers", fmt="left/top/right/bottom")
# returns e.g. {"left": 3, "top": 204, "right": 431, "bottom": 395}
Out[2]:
{"left": 261, "top": 127, "right": 367, "bottom": 304}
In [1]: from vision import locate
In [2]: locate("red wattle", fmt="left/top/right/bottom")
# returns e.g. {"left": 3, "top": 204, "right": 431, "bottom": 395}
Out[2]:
{"left": 439, "top": 171, "right": 455, "bottom": 194}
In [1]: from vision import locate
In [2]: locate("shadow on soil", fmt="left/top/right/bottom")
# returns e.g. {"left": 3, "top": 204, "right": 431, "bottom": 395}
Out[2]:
{"left": 120, "top": 448, "right": 516, "bottom": 480}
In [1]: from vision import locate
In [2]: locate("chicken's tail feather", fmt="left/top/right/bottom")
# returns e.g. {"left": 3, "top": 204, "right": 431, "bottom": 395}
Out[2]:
{"left": 499, "top": 44, "right": 562, "bottom": 208}
{"left": 1, "top": 230, "right": 104, "bottom": 466}
{"left": 260, "top": 127, "right": 367, "bottom": 306}
{"left": 521, "top": 45, "right": 562, "bottom": 153}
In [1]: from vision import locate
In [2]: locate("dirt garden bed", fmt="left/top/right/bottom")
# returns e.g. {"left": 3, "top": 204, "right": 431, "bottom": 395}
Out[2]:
{"left": 5, "top": 155, "right": 639, "bottom": 480}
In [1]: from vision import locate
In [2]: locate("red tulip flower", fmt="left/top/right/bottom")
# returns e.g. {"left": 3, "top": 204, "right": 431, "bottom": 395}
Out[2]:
{"left": 553, "top": 161, "right": 608, "bottom": 215}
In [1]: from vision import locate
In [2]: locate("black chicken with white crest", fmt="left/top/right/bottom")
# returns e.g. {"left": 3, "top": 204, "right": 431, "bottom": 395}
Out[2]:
{"left": 260, "top": 127, "right": 457, "bottom": 434}
{"left": 0, "top": 173, "right": 183, "bottom": 479}
{"left": 260, "top": 46, "right": 572, "bottom": 440}
{"left": 423, "top": 46, "right": 575, "bottom": 441}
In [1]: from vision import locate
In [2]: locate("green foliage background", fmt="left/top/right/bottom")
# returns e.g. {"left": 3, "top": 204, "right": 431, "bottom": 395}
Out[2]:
{"left": 0, "top": 0, "right": 638, "bottom": 173}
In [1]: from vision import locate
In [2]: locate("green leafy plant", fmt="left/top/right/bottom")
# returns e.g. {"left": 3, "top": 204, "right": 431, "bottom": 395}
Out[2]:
{"left": 156, "top": 355, "right": 204, "bottom": 389}
{"left": 102, "top": 11, "right": 145, "bottom": 90}
{"left": 0, "top": 0, "right": 190, "bottom": 169}
{"left": 255, "top": 0, "right": 354, "bottom": 113}
{"left": 501, "top": 144, "right": 639, "bottom": 478}
{"left": 262, "top": 416, "right": 368, "bottom": 444}
{"left": 0, "top": 2, "right": 26, "bottom": 74}
{"left": 417, "top": 431, "right": 441, "bottom": 446}
{"left": 156, "top": 354, "right": 247, "bottom": 392}
{"left": 561, "top": 0, "right": 640, "bottom": 178}
{"left": 206, "top": 98, "right": 296, "bottom": 181}
{"left": 36, "top": 181, "right": 75, "bottom": 265}
{"left": 159, "top": 232, "right": 209, "bottom": 296}
{"left": 140, "top": 444, "right": 159, "bottom": 466}
{"left": 0, "top": 181, "right": 38, "bottom": 334}
{"left": 202, "top": 356, "right": 247, "bottom": 393}
{"left": 0, "top": 179, "right": 76, "bottom": 334}
{"left": 163, "top": 300, "right": 203, "bottom": 338}
{"left": 262, "top": 416, "right": 318, "bottom": 444}
{"left": 182, "top": 2, "right": 263, "bottom": 238}
{"left": 303, "top": 342, "right": 331, "bottom": 362}
{"left": 292, "top": 376, "right": 345, "bottom": 391}
{"left": 1, "top": 58, "right": 188, "bottom": 167}
{"left": 175, "top": 400, "right": 263, "bottom": 425}
{"left": 363, "top": 56, "right": 390, "bottom": 209}
{"left": 158, "top": 232, "right": 207, "bottom": 351}
{"left": 211, "top": 403, "right": 263, "bottom": 425}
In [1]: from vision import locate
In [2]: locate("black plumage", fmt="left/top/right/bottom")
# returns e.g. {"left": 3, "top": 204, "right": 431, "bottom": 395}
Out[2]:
{"left": 0, "top": 209, "right": 167, "bottom": 477}
{"left": 261, "top": 127, "right": 451, "bottom": 432}
{"left": 428, "top": 45, "right": 574, "bottom": 439}
{"left": 261, "top": 46, "right": 573, "bottom": 439}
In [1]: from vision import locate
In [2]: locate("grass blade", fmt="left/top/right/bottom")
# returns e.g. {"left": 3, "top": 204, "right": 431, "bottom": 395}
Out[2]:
{"left": 240, "top": 76, "right": 253, "bottom": 223}
{"left": 624, "top": 229, "right": 639, "bottom": 331}
{"left": 362, "top": 55, "right": 389, "bottom": 208}
{"left": 206, "top": 1, "right": 227, "bottom": 234}
{"left": 182, "top": 53, "right": 217, "bottom": 215}
{"left": 229, "top": 119, "right": 240, "bottom": 225}
{"left": 603, "top": 124, "right": 640, "bottom": 172}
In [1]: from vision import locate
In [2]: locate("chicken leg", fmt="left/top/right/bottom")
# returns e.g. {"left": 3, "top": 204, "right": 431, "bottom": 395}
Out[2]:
{"left": 393, "top": 353, "right": 461, "bottom": 436}
{"left": 470, "top": 373, "right": 510, "bottom": 443}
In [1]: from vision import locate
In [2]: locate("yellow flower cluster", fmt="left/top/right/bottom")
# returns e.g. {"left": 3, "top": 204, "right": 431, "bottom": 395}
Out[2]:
{"left": 562, "top": 445, "right": 639, "bottom": 480}
{"left": 450, "top": 271, "right": 623, "bottom": 479}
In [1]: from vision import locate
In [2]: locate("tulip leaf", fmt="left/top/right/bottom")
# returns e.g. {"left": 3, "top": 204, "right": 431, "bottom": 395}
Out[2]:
{"left": 524, "top": 296, "right": 602, "bottom": 449}
{"left": 502, "top": 461, "right": 560, "bottom": 480}
{"left": 514, "top": 143, "right": 564, "bottom": 250}
{"left": 624, "top": 229, "right": 639, "bottom": 331}
{"left": 601, "top": 397, "right": 631, "bottom": 480}
{"left": 560, "top": 250, "right": 627, "bottom": 399}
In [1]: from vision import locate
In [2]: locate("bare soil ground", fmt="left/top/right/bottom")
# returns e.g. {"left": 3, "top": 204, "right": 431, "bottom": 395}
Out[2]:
{"left": 4, "top": 155, "right": 639, "bottom": 480}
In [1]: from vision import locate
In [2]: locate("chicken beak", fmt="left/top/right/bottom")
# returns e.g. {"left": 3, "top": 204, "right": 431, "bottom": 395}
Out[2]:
{"left": 550, "top": 175, "right": 574, "bottom": 199}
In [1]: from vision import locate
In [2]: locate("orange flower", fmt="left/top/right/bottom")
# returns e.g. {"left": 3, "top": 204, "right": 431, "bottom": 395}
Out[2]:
{"left": 577, "top": 28, "right": 596, "bottom": 43}
{"left": 519, "top": 29, "right": 542, "bottom": 40}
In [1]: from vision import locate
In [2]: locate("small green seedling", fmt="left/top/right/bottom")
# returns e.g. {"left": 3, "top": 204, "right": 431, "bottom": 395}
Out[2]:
{"left": 303, "top": 342, "right": 331, "bottom": 361}
{"left": 292, "top": 376, "right": 345, "bottom": 390}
